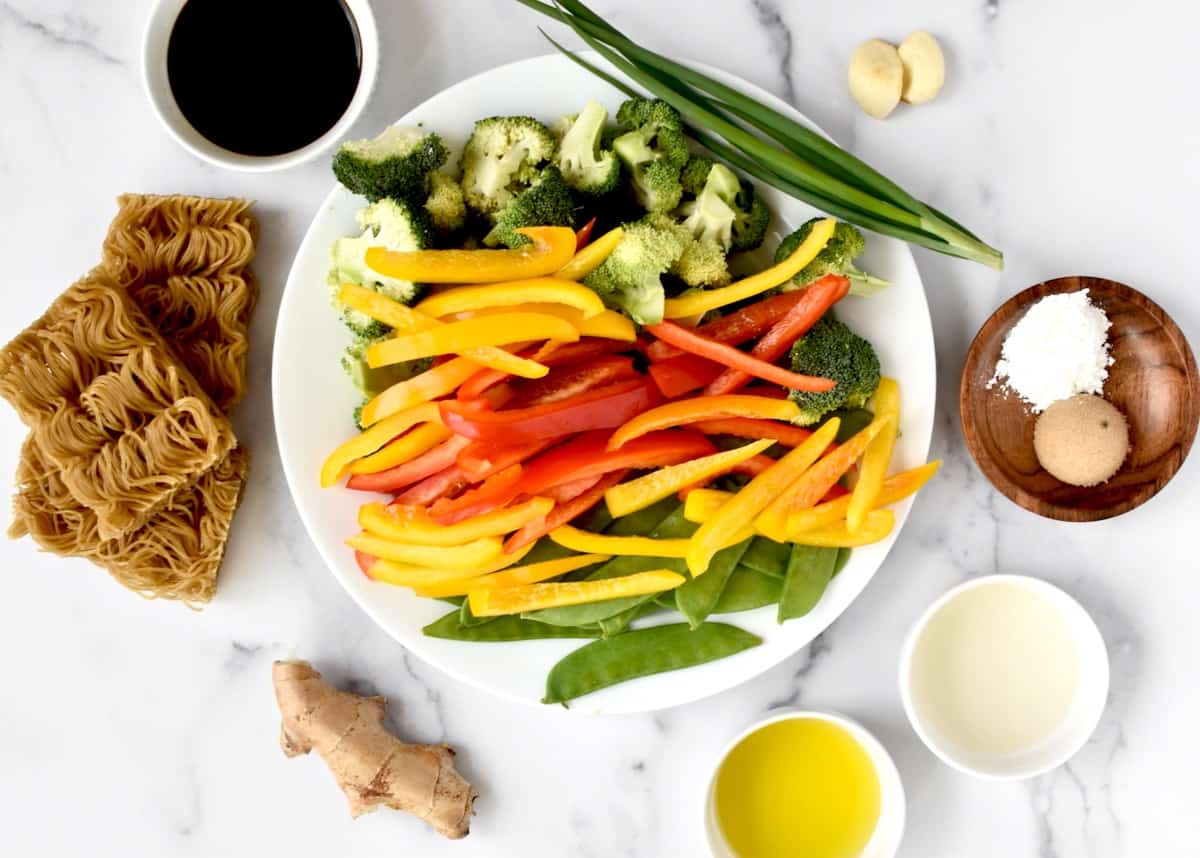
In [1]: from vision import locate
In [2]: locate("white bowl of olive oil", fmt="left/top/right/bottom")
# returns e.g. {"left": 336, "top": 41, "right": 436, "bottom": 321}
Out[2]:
{"left": 704, "top": 710, "right": 905, "bottom": 858}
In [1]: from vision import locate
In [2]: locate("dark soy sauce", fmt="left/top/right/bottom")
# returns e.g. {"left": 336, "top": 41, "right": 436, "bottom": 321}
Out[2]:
{"left": 167, "top": 0, "right": 362, "bottom": 157}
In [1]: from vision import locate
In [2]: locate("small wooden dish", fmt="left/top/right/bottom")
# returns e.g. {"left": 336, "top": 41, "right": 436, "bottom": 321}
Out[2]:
{"left": 960, "top": 276, "right": 1199, "bottom": 522}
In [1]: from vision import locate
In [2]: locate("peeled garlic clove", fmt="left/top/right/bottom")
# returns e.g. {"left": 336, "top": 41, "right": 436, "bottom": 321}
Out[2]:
{"left": 848, "top": 39, "right": 904, "bottom": 119}
{"left": 898, "top": 31, "right": 945, "bottom": 104}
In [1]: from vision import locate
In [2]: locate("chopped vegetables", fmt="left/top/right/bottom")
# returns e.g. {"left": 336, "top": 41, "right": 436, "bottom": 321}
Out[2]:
{"left": 345, "top": 435, "right": 471, "bottom": 493}
{"left": 549, "top": 525, "right": 691, "bottom": 558}
{"left": 347, "top": 532, "right": 504, "bottom": 568}
{"left": 320, "top": 402, "right": 443, "bottom": 487}
{"left": 366, "top": 226, "right": 577, "bottom": 282}
{"left": 360, "top": 357, "right": 480, "bottom": 427}
{"left": 415, "top": 278, "right": 606, "bottom": 319}
{"left": 647, "top": 322, "right": 836, "bottom": 392}
{"left": 415, "top": 554, "right": 612, "bottom": 598}
{"left": 788, "top": 461, "right": 940, "bottom": 534}
{"left": 604, "top": 439, "right": 774, "bottom": 517}
{"left": 367, "top": 312, "right": 578, "bottom": 366}
{"left": 847, "top": 378, "right": 900, "bottom": 532}
{"left": 469, "top": 569, "right": 685, "bottom": 617}
{"left": 793, "top": 509, "right": 895, "bottom": 547}
{"left": 360, "top": 497, "right": 552, "bottom": 545}
{"left": 556, "top": 225, "right": 624, "bottom": 280}
{"left": 349, "top": 423, "right": 452, "bottom": 475}
{"left": 607, "top": 395, "right": 800, "bottom": 449}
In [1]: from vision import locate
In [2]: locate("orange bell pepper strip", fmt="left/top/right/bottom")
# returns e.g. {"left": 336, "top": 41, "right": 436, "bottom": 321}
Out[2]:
{"left": 360, "top": 357, "right": 480, "bottom": 427}
{"left": 320, "top": 402, "right": 443, "bottom": 487}
{"left": 607, "top": 395, "right": 801, "bottom": 450}
{"left": 647, "top": 322, "right": 835, "bottom": 393}
{"left": 365, "top": 226, "right": 577, "bottom": 283}
{"left": 414, "top": 553, "right": 612, "bottom": 598}
{"left": 691, "top": 417, "right": 816, "bottom": 448}
{"left": 555, "top": 225, "right": 624, "bottom": 281}
{"left": 549, "top": 525, "right": 691, "bottom": 558}
{"left": 687, "top": 419, "right": 840, "bottom": 575}
{"left": 793, "top": 509, "right": 895, "bottom": 548}
{"left": 647, "top": 354, "right": 726, "bottom": 398}
{"left": 346, "top": 532, "right": 504, "bottom": 567}
{"left": 468, "top": 569, "right": 686, "bottom": 617}
{"left": 414, "top": 278, "right": 605, "bottom": 319}
{"left": 788, "top": 461, "right": 940, "bottom": 535}
{"left": 429, "top": 464, "right": 525, "bottom": 524}
{"left": 647, "top": 290, "right": 819, "bottom": 361}
{"left": 604, "top": 439, "right": 776, "bottom": 518}
{"left": 504, "top": 470, "right": 628, "bottom": 554}
{"left": 366, "top": 312, "right": 578, "bottom": 367}
{"left": 359, "top": 497, "right": 553, "bottom": 546}
{"left": 662, "top": 218, "right": 835, "bottom": 318}
{"left": 362, "top": 542, "right": 535, "bottom": 588}
{"left": 847, "top": 379, "right": 900, "bottom": 533}
{"left": 348, "top": 423, "right": 452, "bottom": 475}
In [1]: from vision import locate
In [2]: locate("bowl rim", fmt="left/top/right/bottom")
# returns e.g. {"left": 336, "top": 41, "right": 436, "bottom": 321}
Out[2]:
{"left": 139, "top": 0, "right": 379, "bottom": 172}
{"left": 959, "top": 275, "right": 1200, "bottom": 522}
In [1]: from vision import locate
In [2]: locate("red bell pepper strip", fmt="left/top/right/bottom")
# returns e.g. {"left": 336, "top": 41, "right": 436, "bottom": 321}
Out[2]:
{"left": 575, "top": 217, "right": 597, "bottom": 251}
{"left": 706, "top": 274, "right": 850, "bottom": 395}
{"left": 539, "top": 474, "right": 604, "bottom": 504}
{"left": 646, "top": 290, "right": 815, "bottom": 361}
{"left": 429, "top": 464, "right": 524, "bottom": 524}
{"left": 355, "top": 550, "right": 377, "bottom": 576}
{"left": 648, "top": 353, "right": 726, "bottom": 398}
{"left": 692, "top": 417, "right": 816, "bottom": 448}
{"left": 456, "top": 439, "right": 552, "bottom": 482}
{"left": 731, "top": 454, "right": 777, "bottom": 477}
{"left": 439, "top": 378, "right": 661, "bottom": 444}
{"left": 647, "top": 322, "right": 835, "bottom": 393}
{"left": 346, "top": 435, "right": 471, "bottom": 493}
{"left": 504, "top": 470, "right": 630, "bottom": 554}
{"left": 537, "top": 338, "right": 630, "bottom": 367}
{"left": 508, "top": 355, "right": 639, "bottom": 408}
{"left": 395, "top": 465, "right": 469, "bottom": 506}
{"left": 515, "top": 429, "right": 716, "bottom": 496}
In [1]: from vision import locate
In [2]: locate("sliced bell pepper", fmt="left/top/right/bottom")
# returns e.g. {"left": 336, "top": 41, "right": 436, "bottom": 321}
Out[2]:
{"left": 455, "top": 303, "right": 637, "bottom": 342}
{"left": 355, "top": 550, "right": 376, "bottom": 576}
{"left": 366, "top": 225, "right": 576, "bottom": 283}
{"left": 361, "top": 357, "right": 480, "bottom": 427}
{"left": 366, "top": 312, "right": 578, "bottom": 367}
{"left": 607, "top": 395, "right": 801, "bottom": 450}
{"left": 415, "top": 278, "right": 605, "bottom": 320}
{"left": 647, "top": 322, "right": 836, "bottom": 393}
{"left": 648, "top": 353, "right": 726, "bottom": 398}
{"left": 345, "top": 435, "right": 471, "bottom": 493}
{"left": 539, "top": 474, "right": 601, "bottom": 503}
{"left": 429, "top": 464, "right": 524, "bottom": 524}
{"left": 514, "top": 430, "right": 716, "bottom": 497}
{"left": 683, "top": 488, "right": 734, "bottom": 525}
{"left": 361, "top": 496, "right": 552, "bottom": 546}
{"left": 574, "top": 218, "right": 597, "bottom": 251}
{"left": 320, "top": 402, "right": 443, "bottom": 487}
{"left": 508, "top": 355, "right": 639, "bottom": 408}
{"left": 348, "top": 423, "right": 452, "bottom": 475}
{"left": 794, "top": 509, "right": 894, "bottom": 548}
{"left": 363, "top": 542, "right": 535, "bottom": 588}
{"left": 788, "top": 461, "right": 940, "bottom": 534}
{"left": 604, "top": 439, "right": 775, "bottom": 517}
{"left": 687, "top": 419, "right": 840, "bottom": 575}
{"left": 395, "top": 465, "right": 469, "bottom": 506}
{"left": 646, "top": 290, "right": 817, "bottom": 361}
{"left": 457, "top": 439, "right": 552, "bottom": 482}
{"left": 504, "top": 470, "right": 628, "bottom": 554}
{"left": 662, "top": 218, "right": 835, "bottom": 318}
{"left": 468, "top": 569, "right": 686, "bottom": 617}
{"left": 549, "top": 525, "right": 691, "bottom": 558}
{"left": 555, "top": 225, "right": 624, "bottom": 281}
{"left": 706, "top": 274, "right": 851, "bottom": 395}
{"left": 414, "top": 553, "right": 612, "bottom": 599}
{"left": 847, "top": 378, "right": 900, "bottom": 533}
{"left": 439, "top": 378, "right": 660, "bottom": 444}
{"left": 691, "top": 417, "right": 814, "bottom": 448}
{"left": 730, "top": 455, "right": 777, "bottom": 477}
{"left": 534, "top": 338, "right": 631, "bottom": 366}
{"left": 346, "top": 532, "right": 503, "bottom": 568}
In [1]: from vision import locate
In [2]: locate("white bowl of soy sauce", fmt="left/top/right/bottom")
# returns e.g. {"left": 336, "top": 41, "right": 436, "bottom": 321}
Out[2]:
{"left": 142, "top": 0, "right": 378, "bottom": 171}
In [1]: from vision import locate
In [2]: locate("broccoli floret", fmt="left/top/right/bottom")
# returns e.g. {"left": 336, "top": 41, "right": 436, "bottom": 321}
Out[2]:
{"left": 680, "top": 156, "right": 715, "bottom": 195}
{"left": 554, "top": 100, "right": 621, "bottom": 196}
{"left": 332, "top": 126, "right": 448, "bottom": 201}
{"left": 641, "top": 212, "right": 730, "bottom": 288}
{"left": 424, "top": 171, "right": 467, "bottom": 235}
{"left": 731, "top": 183, "right": 770, "bottom": 251}
{"left": 775, "top": 219, "right": 891, "bottom": 296}
{"left": 787, "top": 316, "right": 881, "bottom": 425}
{"left": 460, "top": 116, "right": 556, "bottom": 219}
{"left": 612, "top": 98, "right": 689, "bottom": 212}
{"left": 328, "top": 197, "right": 432, "bottom": 336}
{"left": 353, "top": 400, "right": 367, "bottom": 431}
{"left": 483, "top": 165, "right": 577, "bottom": 248}
{"left": 677, "top": 159, "right": 769, "bottom": 252}
{"left": 342, "top": 337, "right": 432, "bottom": 398}
{"left": 584, "top": 218, "right": 686, "bottom": 324}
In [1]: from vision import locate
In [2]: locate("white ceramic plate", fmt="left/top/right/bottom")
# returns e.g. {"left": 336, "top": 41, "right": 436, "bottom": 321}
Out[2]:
{"left": 273, "top": 53, "right": 935, "bottom": 714}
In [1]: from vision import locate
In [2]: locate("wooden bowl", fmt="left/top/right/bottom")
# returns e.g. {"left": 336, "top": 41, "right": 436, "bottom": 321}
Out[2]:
{"left": 960, "top": 276, "right": 1199, "bottom": 521}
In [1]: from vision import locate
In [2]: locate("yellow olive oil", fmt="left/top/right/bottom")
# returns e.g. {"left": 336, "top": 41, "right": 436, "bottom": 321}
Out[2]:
{"left": 714, "top": 718, "right": 881, "bottom": 858}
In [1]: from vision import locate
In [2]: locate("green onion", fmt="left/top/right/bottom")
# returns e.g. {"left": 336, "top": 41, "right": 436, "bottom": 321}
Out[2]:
{"left": 515, "top": 0, "right": 1003, "bottom": 270}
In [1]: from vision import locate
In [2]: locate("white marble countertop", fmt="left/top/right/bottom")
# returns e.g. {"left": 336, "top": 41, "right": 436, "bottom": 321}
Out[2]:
{"left": 2, "top": 0, "right": 1197, "bottom": 855}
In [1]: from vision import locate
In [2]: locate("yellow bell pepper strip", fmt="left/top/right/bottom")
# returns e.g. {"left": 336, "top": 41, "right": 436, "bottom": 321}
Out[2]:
{"left": 413, "top": 554, "right": 612, "bottom": 598}
{"left": 549, "top": 525, "right": 691, "bottom": 558}
{"left": 687, "top": 419, "right": 840, "bottom": 575}
{"left": 448, "top": 303, "right": 638, "bottom": 342}
{"left": 683, "top": 488, "right": 735, "bottom": 525}
{"left": 607, "top": 395, "right": 801, "bottom": 450}
{"left": 468, "top": 569, "right": 686, "bottom": 617}
{"left": 794, "top": 509, "right": 895, "bottom": 548}
{"left": 360, "top": 357, "right": 480, "bottom": 427}
{"left": 787, "top": 461, "right": 941, "bottom": 535}
{"left": 348, "top": 423, "right": 452, "bottom": 475}
{"left": 363, "top": 543, "right": 535, "bottom": 588}
{"left": 365, "top": 226, "right": 577, "bottom": 283}
{"left": 555, "top": 226, "right": 624, "bottom": 280}
{"left": 339, "top": 283, "right": 550, "bottom": 379}
{"left": 319, "top": 402, "right": 443, "bottom": 487}
{"left": 366, "top": 312, "right": 578, "bottom": 368}
{"left": 346, "top": 532, "right": 504, "bottom": 568}
{"left": 358, "top": 497, "right": 554, "bottom": 546}
{"left": 415, "top": 278, "right": 606, "bottom": 320}
{"left": 662, "top": 218, "right": 835, "bottom": 318}
{"left": 604, "top": 439, "right": 775, "bottom": 518}
{"left": 847, "top": 378, "right": 900, "bottom": 533}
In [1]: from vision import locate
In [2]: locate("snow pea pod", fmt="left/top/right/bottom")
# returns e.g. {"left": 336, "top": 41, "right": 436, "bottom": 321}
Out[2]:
{"left": 424, "top": 610, "right": 599, "bottom": 642}
{"left": 828, "top": 407, "right": 874, "bottom": 443}
{"left": 543, "top": 622, "right": 762, "bottom": 704}
{"left": 713, "top": 565, "right": 783, "bottom": 613}
{"left": 778, "top": 544, "right": 838, "bottom": 622}
{"left": 739, "top": 536, "right": 791, "bottom": 579}
{"left": 675, "top": 537, "right": 752, "bottom": 628}
{"left": 833, "top": 546, "right": 852, "bottom": 575}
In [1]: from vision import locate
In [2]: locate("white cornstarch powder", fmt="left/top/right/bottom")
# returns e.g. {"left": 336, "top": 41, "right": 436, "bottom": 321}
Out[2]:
{"left": 989, "top": 289, "right": 1113, "bottom": 413}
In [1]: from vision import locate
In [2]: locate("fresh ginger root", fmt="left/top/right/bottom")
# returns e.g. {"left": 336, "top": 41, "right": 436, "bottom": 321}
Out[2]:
{"left": 272, "top": 660, "right": 476, "bottom": 839}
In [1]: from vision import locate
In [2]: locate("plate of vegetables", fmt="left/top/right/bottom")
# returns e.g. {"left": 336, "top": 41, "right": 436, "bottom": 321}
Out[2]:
{"left": 273, "top": 52, "right": 938, "bottom": 713}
